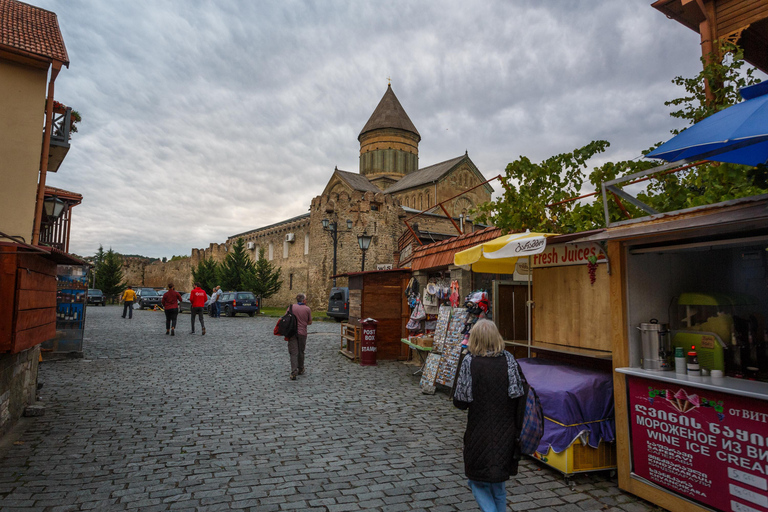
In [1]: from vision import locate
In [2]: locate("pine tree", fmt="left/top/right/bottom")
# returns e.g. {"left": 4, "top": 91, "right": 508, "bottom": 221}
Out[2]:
{"left": 90, "top": 245, "right": 106, "bottom": 288}
{"left": 191, "top": 257, "right": 220, "bottom": 294}
{"left": 97, "top": 249, "right": 125, "bottom": 302}
{"left": 247, "top": 247, "right": 283, "bottom": 300}
{"left": 218, "top": 238, "right": 256, "bottom": 292}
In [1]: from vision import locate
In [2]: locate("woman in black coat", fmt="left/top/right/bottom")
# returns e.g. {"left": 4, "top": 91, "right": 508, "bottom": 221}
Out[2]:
{"left": 453, "top": 319, "right": 525, "bottom": 512}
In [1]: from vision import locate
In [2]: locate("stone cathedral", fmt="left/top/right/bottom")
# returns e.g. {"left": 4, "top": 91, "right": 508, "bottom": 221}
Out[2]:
{"left": 206, "top": 84, "right": 493, "bottom": 310}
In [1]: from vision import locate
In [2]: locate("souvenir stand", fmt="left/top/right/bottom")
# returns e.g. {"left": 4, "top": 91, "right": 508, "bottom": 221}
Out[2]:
{"left": 584, "top": 195, "right": 768, "bottom": 512}
{"left": 338, "top": 268, "right": 411, "bottom": 362}
{"left": 455, "top": 231, "right": 619, "bottom": 478}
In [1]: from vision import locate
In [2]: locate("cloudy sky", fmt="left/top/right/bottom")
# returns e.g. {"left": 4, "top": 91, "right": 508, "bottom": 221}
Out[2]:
{"left": 37, "top": 0, "right": 757, "bottom": 259}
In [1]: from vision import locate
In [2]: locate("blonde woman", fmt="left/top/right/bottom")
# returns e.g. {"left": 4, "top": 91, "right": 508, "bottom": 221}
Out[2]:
{"left": 453, "top": 319, "right": 525, "bottom": 512}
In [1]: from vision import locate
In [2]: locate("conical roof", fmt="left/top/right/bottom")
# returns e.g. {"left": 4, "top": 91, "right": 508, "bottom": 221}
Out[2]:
{"left": 358, "top": 84, "right": 420, "bottom": 141}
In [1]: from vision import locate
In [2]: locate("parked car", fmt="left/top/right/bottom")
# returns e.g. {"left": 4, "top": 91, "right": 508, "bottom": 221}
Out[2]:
{"left": 87, "top": 289, "right": 106, "bottom": 306}
{"left": 178, "top": 293, "right": 209, "bottom": 314}
{"left": 220, "top": 291, "right": 259, "bottom": 317}
{"left": 327, "top": 287, "right": 349, "bottom": 321}
{"left": 136, "top": 288, "right": 162, "bottom": 310}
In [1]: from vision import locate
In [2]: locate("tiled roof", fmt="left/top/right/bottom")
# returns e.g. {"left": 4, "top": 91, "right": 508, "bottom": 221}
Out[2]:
{"left": 229, "top": 213, "right": 310, "bottom": 239}
{"left": 45, "top": 185, "right": 81, "bottom": 202}
{"left": 335, "top": 169, "right": 382, "bottom": 193}
{"left": 385, "top": 155, "right": 466, "bottom": 193}
{"left": 0, "top": 0, "right": 69, "bottom": 65}
{"left": 358, "top": 84, "right": 420, "bottom": 140}
{"left": 411, "top": 226, "right": 503, "bottom": 271}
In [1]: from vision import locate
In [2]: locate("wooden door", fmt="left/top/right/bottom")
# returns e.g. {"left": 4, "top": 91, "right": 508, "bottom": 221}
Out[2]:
{"left": 496, "top": 283, "right": 528, "bottom": 342}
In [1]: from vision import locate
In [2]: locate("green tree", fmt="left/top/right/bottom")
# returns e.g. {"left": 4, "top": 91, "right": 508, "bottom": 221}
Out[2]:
{"left": 191, "top": 257, "right": 220, "bottom": 295}
{"left": 475, "top": 42, "right": 766, "bottom": 234}
{"left": 90, "top": 245, "right": 106, "bottom": 288}
{"left": 218, "top": 238, "right": 257, "bottom": 291}
{"left": 96, "top": 249, "right": 125, "bottom": 302}
{"left": 246, "top": 247, "right": 283, "bottom": 300}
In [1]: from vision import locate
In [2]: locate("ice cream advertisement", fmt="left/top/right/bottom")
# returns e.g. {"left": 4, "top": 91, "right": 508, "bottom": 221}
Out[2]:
{"left": 628, "top": 377, "right": 768, "bottom": 512}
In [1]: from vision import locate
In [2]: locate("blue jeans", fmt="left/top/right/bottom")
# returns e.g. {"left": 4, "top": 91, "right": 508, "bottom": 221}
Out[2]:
{"left": 468, "top": 480, "right": 506, "bottom": 512}
{"left": 212, "top": 301, "right": 220, "bottom": 317}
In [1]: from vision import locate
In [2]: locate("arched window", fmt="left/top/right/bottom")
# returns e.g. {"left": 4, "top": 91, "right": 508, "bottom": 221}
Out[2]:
{"left": 426, "top": 193, "right": 430, "bottom": 208}
{"left": 419, "top": 193, "right": 423, "bottom": 209}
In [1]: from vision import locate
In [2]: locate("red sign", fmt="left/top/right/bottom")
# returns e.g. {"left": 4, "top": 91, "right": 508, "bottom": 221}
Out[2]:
{"left": 628, "top": 376, "right": 768, "bottom": 512}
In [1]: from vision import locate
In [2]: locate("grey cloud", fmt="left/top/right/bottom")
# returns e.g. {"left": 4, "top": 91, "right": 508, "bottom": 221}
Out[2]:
{"left": 38, "top": 0, "right": 765, "bottom": 258}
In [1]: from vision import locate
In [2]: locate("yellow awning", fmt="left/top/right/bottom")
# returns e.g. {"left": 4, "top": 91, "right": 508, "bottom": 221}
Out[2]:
{"left": 453, "top": 231, "right": 557, "bottom": 273}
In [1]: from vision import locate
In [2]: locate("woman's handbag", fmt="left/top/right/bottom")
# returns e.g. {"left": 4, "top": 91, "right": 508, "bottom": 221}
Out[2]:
{"left": 515, "top": 365, "right": 545, "bottom": 456}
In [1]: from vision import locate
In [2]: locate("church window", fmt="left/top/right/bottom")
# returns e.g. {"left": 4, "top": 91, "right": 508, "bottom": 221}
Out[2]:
{"left": 426, "top": 193, "right": 430, "bottom": 208}
{"left": 419, "top": 194, "right": 423, "bottom": 209}
{"left": 304, "top": 233, "right": 310, "bottom": 255}
{"left": 268, "top": 242, "right": 274, "bottom": 261}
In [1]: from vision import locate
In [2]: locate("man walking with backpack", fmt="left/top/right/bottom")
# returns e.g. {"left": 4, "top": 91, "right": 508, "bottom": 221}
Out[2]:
{"left": 286, "top": 293, "right": 312, "bottom": 381}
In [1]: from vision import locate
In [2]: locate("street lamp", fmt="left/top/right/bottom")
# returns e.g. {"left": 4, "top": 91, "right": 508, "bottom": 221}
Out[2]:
{"left": 357, "top": 231, "right": 372, "bottom": 272}
{"left": 43, "top": 196, "right": 66, "bottom": 221}
{"left": 321, "top": 217, "right": 352, "bottom": 286}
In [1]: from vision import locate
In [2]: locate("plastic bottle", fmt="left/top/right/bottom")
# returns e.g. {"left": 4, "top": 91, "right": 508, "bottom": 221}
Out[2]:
{"left": 675, "top": 347, "right": 687, "bottom": 375}
{"left": 687, "top": 346, "right": 701, "bottom": 376}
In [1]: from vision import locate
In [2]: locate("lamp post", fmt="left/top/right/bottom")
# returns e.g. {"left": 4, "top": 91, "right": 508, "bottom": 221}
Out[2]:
{"left": 357, "top": 231, "right": 372, "bottom": 272}
{"left": 322, "top": 217, "right": 353, "bottom": 286}
{"left": 43, "top": 196, "right": 66, "bottom": 221}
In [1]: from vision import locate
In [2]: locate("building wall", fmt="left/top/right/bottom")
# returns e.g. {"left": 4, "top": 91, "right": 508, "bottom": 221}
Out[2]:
{"left": 359, "top": 128, "right": 419, "bottom": 179}
{"left": 391, "top": 162, "right": 492, "bottom": 217}
{"left": 0, "top": 346, "right": 39, "bottom": 437}
{"left": 229, "top": 217, "right": 312, "bottom": 309}
{"left": 0, "top": 59, "right": 47, "bottom": 243}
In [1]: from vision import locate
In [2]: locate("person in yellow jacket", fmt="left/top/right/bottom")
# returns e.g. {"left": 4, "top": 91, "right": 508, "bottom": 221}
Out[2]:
{"left": 121, "top": 286, "right": 137, "bottom": 319}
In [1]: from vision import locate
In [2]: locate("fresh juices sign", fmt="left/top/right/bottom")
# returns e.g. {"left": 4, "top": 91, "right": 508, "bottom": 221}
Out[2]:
{"left": 530, "top": 242, "right": 606, "bottom": 268}
{"left": 629, "top": 376, "right": 768, "bottom": 512}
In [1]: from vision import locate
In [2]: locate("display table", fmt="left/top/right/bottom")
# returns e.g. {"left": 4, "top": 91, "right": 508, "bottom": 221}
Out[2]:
{"left": 401, "top": 339, "right": 433, "bottom": 375}
{"left": 518, "top": 358, "right": 617, "bottom": 477}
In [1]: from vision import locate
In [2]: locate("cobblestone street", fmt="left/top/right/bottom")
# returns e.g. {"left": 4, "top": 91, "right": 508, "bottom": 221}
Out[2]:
{"left": 0, "top": 307, "right": 662, "bottom": 511}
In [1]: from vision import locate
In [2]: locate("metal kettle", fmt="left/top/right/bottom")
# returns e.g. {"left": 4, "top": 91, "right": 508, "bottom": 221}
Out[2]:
{"left": 638, "top": 319, "right": 672, "bottom": 371}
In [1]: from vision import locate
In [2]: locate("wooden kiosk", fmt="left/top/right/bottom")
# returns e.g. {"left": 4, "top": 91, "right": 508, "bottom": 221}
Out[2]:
{"left": 338, "top": 268, "right": 412, "bottom": 362}
{"left": 585, "top": 196, "right": 768, "bottom": 512}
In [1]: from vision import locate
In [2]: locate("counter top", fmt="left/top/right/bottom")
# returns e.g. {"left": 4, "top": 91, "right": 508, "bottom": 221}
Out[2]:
{"left": 616, "top": 367, "right": 768, "bottom": 401}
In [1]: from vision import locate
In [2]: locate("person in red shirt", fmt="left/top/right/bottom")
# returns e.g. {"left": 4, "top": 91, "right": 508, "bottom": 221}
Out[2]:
{"left": 189, "top": 282, "right": 208, "bottom": 335}
{"left": 287, "top": 293, "right": 312, "bottom": 380}
{"left": 161, "top": 283, "right": 183, "bottom": 336}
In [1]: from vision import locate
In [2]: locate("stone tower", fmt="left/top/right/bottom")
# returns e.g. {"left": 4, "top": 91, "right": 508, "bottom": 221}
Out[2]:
{"left": 358, "top": 84, "right": 421, "bottom": 191}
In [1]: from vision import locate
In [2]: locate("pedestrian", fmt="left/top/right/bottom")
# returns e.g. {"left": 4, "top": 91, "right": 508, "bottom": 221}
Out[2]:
{"left": 162, "top": 283, "right": 183, "bottom": 336}
{"left": 189, "top": 282, "right": 208, "bottom": 335}
{"left": 287, "top": 293, "right": 312, "bottom": 381}
{"left": 208, "top": 285, "right": 222, "bottom": 318}
{"left": 120, "top": 285, "right": 136, "bottom": 319}
{"left": 452, "top": 319, "right": 526, "bottom": 512}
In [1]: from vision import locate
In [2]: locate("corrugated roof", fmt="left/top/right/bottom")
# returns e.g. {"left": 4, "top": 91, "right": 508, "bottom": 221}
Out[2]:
{"left": 358, "top": 84, "right": 420, "bottom": 140}
{"left": 0, "top": 0, "right": 69, "bottom": 65}
{"left": 385, "top": 155, "right": 466, "bottom": 193}
{"left": 411, "top": 226, "right": 503, "bottom": 271}
{"left": 335, "top": 169, "right": 382, "bottom": 193}
{"left": 229, "top": 213, "right": 310, "bottom": 239}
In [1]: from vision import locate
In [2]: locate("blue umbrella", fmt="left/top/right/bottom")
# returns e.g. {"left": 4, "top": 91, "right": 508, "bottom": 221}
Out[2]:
{"left": 646, "top": 81, "right": 768, "bottom": 166}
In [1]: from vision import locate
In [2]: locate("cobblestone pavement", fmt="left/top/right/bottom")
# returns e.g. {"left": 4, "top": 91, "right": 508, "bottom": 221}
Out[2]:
{"left": 0, "top": 306, "right": 663, "bottom": 511}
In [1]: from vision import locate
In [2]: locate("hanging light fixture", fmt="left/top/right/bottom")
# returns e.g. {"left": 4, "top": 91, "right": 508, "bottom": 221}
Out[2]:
{"left": 43, "top": 196, "right": 66, "bottom": 221}
{"left": 357, "top": 231, "right": 373, "bottom": 272}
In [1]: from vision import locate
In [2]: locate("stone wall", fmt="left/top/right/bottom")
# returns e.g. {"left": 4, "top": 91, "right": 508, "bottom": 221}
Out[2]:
{"left": 229, "top": 216, "right": 312, "bottom": 310}
{"left": 0, "top": 346, "right": 38, "bottom": 437}
{"left": 144, "top": 258, "right": 193, "bottom": 292}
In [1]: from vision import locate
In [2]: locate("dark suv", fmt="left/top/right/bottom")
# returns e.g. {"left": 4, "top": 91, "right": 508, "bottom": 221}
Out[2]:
{"left": 220, "top": 292, "right": 259, "bottom": 317}
{"left": 87, "top": 289, "right": 106, "bottom": 306}
{"left": 136, "top": 288, "right": 162, "bottom": 310}
{"left": 327, "top": 287, "right": 349, "bottom": 321}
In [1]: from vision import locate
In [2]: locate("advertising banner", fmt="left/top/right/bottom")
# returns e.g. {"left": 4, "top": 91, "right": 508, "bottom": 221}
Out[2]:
{"left": 531, "top": 242, "right": 607, "bottom": 268}
{"left": 628, "top": 376, "right": 768, "bottom": 512}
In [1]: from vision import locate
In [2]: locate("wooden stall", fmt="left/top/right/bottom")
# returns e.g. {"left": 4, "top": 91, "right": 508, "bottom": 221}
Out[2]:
{"left": 341, "top": 268, "right": 412, "bottom": 361}
{"left": 583, "top": 196, "right": 768, "bottom": 512}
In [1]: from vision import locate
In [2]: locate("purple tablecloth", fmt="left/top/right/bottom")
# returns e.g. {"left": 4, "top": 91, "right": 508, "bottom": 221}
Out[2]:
{"left": 517, "top": 358, "right": 615, "bottom": 454}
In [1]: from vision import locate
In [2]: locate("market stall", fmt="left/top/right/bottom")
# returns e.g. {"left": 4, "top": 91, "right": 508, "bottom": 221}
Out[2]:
{"left": 338, "top": 268, "right": 411, "bottom": 362}
{"left": 454, "top": 231, "right": 618, "bottom": 477}
{"left": 589, "top": 195, "right": 768, "bottom": 512}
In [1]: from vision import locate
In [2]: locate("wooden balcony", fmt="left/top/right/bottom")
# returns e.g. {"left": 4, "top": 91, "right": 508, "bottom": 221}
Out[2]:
{"left": 47, "top": 106, "right": 71, "bottom": 172}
